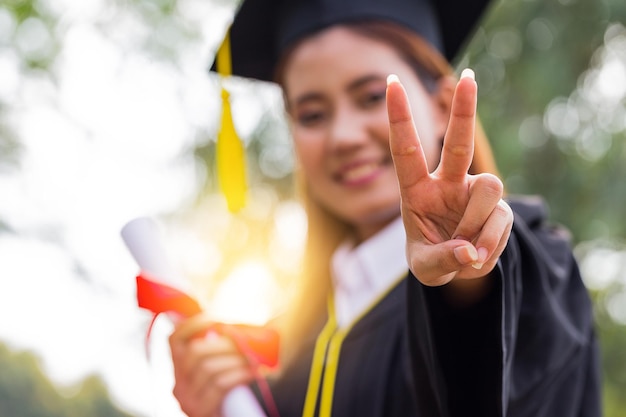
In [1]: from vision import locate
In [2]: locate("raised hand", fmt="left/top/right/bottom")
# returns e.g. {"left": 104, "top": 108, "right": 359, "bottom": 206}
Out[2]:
{"left": 386, "top": 70, "right": 513, "bottom": 287}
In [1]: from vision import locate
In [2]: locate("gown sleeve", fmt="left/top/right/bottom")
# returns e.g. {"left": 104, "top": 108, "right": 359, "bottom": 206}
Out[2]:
{"left": 406, "top": 196, "right": 602, "bottom": 417}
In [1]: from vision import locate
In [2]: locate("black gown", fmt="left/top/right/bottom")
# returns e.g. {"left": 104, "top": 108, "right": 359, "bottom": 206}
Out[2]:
{"left": 262, "top": 197, "right": 602, "bottom": 417}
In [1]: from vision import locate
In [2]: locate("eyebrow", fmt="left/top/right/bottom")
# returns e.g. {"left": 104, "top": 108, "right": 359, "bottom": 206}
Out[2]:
{"left": 346, "top": 74, "right": 386, "bottom": 92}
{"left": 290, "top": 74, "right": 386, "bottom": 108}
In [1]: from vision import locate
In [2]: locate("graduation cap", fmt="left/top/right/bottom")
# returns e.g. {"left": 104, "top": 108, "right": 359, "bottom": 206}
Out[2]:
{"left": 213, "top": 0, "right": 492, "bottom": 211}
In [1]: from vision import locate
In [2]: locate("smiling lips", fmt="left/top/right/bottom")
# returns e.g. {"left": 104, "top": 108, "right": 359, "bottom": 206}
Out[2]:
{"left": 336, "top": 160, "right": 388, "bottom": 186}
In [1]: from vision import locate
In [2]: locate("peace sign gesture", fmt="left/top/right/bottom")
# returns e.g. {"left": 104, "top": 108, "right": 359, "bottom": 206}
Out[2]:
{"left": 386, "top": 70, "right": 513, "bottom": 286}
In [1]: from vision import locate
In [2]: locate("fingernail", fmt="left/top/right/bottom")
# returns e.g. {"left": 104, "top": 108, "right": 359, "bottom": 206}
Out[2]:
{"left": 454, "top": 245, "right": 478, "bottom": 265}
{"left": 461, "top": 68, "right": 475, "bottom": 80}
{"left": 387, "top": 74, "right": 400, "bottom": 86}
{"left": 471, "top": 247, "right": 489, "bottom": 270}
{"left": 476, "top": 247, "right": 489, "bottom": 263}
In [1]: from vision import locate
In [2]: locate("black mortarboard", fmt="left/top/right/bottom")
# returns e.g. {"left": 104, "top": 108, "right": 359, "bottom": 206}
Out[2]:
{"left": 214, "top": 0, "right": 493, "bottom": 82}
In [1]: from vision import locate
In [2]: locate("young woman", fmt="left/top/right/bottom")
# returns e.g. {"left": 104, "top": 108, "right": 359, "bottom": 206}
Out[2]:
{"left": 168, "top": 0, "right": 601, "bottom": 416}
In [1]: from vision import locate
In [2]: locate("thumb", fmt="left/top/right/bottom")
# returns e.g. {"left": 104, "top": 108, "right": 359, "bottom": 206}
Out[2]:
{"left": 407, "top": 239, "right": 478, "bottom": 286}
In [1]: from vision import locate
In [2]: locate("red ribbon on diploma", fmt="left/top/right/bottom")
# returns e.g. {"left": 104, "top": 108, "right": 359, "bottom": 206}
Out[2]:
{"left": 136, "top": 271, "right": 280, "bottom": 369}
{"left": 136, "top": 271, "right": 282, "bottom": 417}
{"left": 136, "top": 272, "right": 203, "bottom": 317}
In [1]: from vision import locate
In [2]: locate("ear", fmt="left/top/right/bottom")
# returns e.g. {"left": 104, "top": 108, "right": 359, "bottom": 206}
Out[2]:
{"left": 432, "top": 75, "right": 457, "bottom": 137}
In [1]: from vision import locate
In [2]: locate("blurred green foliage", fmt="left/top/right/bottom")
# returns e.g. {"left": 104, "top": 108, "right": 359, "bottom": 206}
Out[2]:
{"left": 0, "top": 343, "right": 133, "bottom": 417}
{"left": 594, "top": 292, "right": 626, "bottom": 416}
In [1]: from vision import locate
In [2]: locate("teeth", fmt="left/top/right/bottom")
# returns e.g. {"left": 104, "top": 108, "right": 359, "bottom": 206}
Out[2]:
{"left": 343, "top": 163, "right": 378, "bottom": 181}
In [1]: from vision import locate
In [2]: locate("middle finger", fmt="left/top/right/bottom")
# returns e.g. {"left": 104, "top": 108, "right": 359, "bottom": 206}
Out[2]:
{"left": 438, "top": 69, "right": 477, "bottom": 182}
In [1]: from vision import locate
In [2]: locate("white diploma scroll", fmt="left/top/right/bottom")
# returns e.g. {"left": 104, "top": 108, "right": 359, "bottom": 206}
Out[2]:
{"left": 121, "top": 217, "right": 268, "bottom": 417}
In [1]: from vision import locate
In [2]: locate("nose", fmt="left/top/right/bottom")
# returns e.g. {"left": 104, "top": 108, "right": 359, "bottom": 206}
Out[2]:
{"left": 328, "top": 106, "right": 370, "bottom": 152}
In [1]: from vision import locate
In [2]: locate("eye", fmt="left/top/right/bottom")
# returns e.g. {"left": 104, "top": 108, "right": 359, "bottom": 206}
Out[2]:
{"left": 359, "top": 90, "right": 386, "bottom": 109}
{"left": 297, "top": 110, "right": 327, "bottom": 127}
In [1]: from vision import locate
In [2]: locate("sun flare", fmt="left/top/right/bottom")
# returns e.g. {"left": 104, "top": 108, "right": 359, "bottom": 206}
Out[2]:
{"left": 208, "top": 260, "right": 284, "bottom": 326}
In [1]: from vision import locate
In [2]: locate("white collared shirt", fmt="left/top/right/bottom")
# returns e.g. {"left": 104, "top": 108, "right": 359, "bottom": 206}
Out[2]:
{"left": 331, "top": 216, "right": 408, "bottom": 328}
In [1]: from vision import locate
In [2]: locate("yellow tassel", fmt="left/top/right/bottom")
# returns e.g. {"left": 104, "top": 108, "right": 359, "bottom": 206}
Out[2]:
{"left": 217, "top": 87, "right": 247, "bottom": 212}
{"left": 216, "top": 31, "right": 247, "bottom": 212}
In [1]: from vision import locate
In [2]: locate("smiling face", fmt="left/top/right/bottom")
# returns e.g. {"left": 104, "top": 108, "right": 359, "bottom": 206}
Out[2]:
{"left": 283, "top": 26, "right": 449, "bottom": 241}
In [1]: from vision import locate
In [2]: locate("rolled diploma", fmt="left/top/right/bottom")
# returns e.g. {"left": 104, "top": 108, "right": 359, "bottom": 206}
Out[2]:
{"left": 121, "top": 217, "right": 267, "bottom": 417}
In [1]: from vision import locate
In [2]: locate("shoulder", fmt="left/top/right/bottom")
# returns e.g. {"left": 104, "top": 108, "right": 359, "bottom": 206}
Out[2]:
{"left": 506, "top": 194, "right": 566, "bottom": 234}
{"left": 506, "top": 195, "right": 548, "bottom": 227}
{"left": 505, "top": 195, "right": 574, "bottom": 262}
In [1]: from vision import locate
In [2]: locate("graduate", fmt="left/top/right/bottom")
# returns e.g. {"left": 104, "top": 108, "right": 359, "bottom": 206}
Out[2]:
{"left": 168, "top": 0, "right": 602, "bottom": 416}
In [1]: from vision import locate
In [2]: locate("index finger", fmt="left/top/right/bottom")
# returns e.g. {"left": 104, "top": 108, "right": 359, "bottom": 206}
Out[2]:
{"left": 387, "top": 74, "right": 430, "bottom": 189}
{"left": 438, "top": 68, "right": 477, "bottom": 181}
